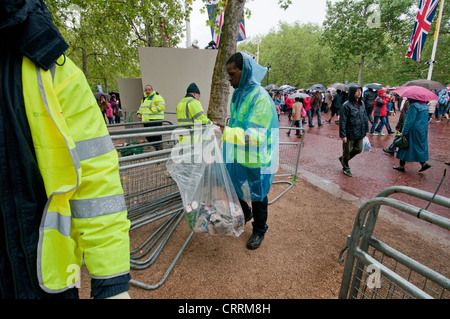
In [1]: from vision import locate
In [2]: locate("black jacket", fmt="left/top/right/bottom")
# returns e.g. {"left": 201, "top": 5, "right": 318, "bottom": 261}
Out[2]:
{"left": 339, "top": 86, "right": 369, "bottom": 140}
{"left": 332, "top": 92, "right": 344, "bottom": 110}
{"left": 363, "top": 89, "right": 378, "bottom": 111}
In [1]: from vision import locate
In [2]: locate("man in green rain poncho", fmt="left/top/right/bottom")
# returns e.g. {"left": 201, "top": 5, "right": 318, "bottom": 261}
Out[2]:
{"left": 216, "top": 52, "right": 279, "bottom": 250}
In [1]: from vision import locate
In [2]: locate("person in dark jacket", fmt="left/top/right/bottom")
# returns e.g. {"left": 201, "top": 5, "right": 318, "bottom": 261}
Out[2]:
{"left": 383, "top": 98, "right": 410, "bottom": 155}
{"left": 363, "top": 88, "right": 378, "bottom": 123}
{"left": 338, "top": 85, "right": 369, "bottom": 177}
{"left": 327, "top": 89, "right": 343, "bottom": 124}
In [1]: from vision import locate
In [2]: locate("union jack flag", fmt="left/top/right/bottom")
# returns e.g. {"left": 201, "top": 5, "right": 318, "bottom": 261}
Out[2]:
{"left": 406, "top": 0, "right": 440, "bottom": 62}
{"left": 206, "top": 2, "right": 246, "bottom": 48}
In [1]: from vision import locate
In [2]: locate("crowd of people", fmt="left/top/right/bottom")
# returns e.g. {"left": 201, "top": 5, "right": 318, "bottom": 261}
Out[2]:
{"left": 97, "top": 93, "right": 123, "bottom": 124}
{"left": 270, "top": 83, "right": 449, "bottom": 176}
{"left": 271, "top": 85, "right": 450, "bottom": 129}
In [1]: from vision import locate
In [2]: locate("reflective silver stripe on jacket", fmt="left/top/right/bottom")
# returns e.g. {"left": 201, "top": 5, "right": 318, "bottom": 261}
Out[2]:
{"left": 179, "top": 98, "right": 195, "bottom": 123}
{"left": 192, "top": 111, "right": 206, "bottom": 120}
{"left": 44, "top": 211, "right": 72, "bottom": 236}
{"left": 70, "top": 194, "right": 127, "bottom": 219}
{"left": 75, "top": 135, "right": 115, "bottom": 161}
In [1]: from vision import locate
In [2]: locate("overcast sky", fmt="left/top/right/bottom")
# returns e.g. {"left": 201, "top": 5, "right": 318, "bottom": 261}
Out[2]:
{"left": 183, "top": 0, "right": 335, "bottom": 48}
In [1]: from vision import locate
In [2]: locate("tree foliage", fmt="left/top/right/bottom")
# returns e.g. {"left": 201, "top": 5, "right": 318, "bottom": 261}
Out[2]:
{"left": 322, "top": 0, "right": 416, "bottom": 85}
{"left": 45, "top": 0, "right": 191, "bottom": 92}
{"left": 239, "top": 22, "right": 333, "bottom": 88}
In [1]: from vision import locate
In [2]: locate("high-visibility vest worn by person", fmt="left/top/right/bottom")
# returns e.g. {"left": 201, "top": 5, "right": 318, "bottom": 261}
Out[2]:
{"left": 21, "top": 55, "right": 130, "bottom": 293}
{"left": 176, "top": 96, "right": 212, "bottom": 144}
{"left": 138, "top": 91, "right": 165, "bottom": 121}
{"left": 176, "top": 96, "right": 211, "bottom": 126}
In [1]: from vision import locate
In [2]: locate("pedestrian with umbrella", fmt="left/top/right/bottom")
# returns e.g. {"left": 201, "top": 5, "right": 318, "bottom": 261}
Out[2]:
{"left": 390, "top": 86, "right": 438, "bottom": 173}
{"left": 327, "top": 89, "right": 344, "bottom": 124}
{"left": 363, "top": 87, "right": 378, "bottom": 123}
{"left": 310, "top": 90, "right": 323, "bottom": 126}
{"left": 437, "top": 89, "right": 449, "bottom": 122}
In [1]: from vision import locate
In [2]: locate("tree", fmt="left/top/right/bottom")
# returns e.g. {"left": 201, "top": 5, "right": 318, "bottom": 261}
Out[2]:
{"left": 206, "top": 0, "right": 246, "bottom": 124}
{"left": 237, "top": 22, "right": 334, "bottom": 88}
{"left": 206, "top": 0, "right": 292, "bottom": 124}
{"left": 323, "top": 0, "right": 415, "bottom": 85}
{"left": 45, "top": 0, "right": 191, "bottom": 92}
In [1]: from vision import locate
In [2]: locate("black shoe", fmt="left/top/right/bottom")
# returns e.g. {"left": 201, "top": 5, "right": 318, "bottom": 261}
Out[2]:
{"left": 393, "top": 166, "right": 405, "bottom": 172}
{"left": 383, "top": 148, "right": 394, "bottom": 155}
{"left": 419, "top": 163, "right": 431, "bottom": 172}
{"left": 309, "top": 125, "right": 315, "bottom": 127}
{"left": 247, "top": 234, "right": 264, "bottom": 250}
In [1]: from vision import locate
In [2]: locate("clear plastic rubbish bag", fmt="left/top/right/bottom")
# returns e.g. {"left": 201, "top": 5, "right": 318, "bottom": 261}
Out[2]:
{"left": 166, "top": 124, "right": 245, "bottom": 237}
{"left": 363, "top": 136, "right": 372, "bottom": 152}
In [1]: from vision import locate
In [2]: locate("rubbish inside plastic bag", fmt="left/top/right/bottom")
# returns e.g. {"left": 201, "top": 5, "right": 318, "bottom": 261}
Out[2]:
{"left": 189, "top": 199, "right": 244, "bottom": 236}
{"left": 167, "top": 125, "right": 245, "bottom": 237}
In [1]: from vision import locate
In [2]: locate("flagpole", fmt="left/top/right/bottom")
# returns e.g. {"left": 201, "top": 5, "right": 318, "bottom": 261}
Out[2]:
{"left": 256, "top": 37, "right": 260, "bottom": 63}
{"left": 427, "top": 0, "right": 444, "bottom": 80}
{"left": 185, "top": 1, "right": 192, "bottom": 48}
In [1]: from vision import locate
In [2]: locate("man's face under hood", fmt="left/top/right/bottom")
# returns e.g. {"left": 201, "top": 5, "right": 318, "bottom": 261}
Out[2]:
{"left": 348, "top": 86, "right": 362, "bottom": 102}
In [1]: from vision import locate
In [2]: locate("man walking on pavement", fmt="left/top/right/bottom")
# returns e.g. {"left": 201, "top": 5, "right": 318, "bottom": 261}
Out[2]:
{"left": 363, "top": 88, "right": 378, "bottom": 124}
{"left": 339, "top": 85, "right": 369, "bottom": 177}
{"left": 310, "top": 91, "right": 323, "bottom": 127}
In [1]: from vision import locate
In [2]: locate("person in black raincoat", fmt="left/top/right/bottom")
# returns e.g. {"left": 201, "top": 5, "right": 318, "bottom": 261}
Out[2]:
{"left": 338, "top": 85, "right": 369, "bottom": 177}
{"left": 363, "top": 88, "right": 378, "bottom": 123}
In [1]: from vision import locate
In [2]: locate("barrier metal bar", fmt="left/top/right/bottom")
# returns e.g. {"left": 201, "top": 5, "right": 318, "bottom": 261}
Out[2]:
{"left": 129, "top": 231, "right": 194, "bottom": 290}
{"left": 338, "top": 186, "right": 450, "bottom": 299}
{"left": 130, "top": 210, "right": 184, "bottom": 270}
{"left": 269, "top": 127, "right": 304, "bottom": 204}
{"left": 353, "top": 248, "right": 434, "bottom": 299}
{"left": 109, "top": 123, "right": 195, "bottom": 290}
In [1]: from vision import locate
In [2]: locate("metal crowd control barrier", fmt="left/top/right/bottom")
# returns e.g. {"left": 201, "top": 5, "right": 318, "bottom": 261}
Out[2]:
{"left": 268, "top": 127, "right": 304, "bottom": 204}
{"left": 109, "top": 121, "right": 197, "bottom": 290}
{"left": 338, "top": 186, "right": 450, "bottom": 299}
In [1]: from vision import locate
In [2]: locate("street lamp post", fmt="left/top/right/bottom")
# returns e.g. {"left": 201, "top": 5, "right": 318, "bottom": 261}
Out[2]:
{"left": 266, "top": 63, "right": 271, "bottom": 86}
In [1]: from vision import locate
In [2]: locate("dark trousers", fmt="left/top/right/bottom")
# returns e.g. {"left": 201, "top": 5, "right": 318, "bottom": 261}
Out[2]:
{"left": 239, "top": 196, "right": 268, "bottom": 236}
{"left": 143, "top": 120, "right": 162, "bottom": 150}
{"left": 341, "top": 138, "right": 363, "bottom": 170}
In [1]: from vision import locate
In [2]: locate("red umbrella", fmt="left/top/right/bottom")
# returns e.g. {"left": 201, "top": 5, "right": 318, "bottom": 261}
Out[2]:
{"left": 392, "top": 85, "right": 438, "bottom": 102}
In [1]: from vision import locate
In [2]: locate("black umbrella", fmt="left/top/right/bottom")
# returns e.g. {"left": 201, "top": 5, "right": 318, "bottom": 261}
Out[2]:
{"left": 364, "top": 83, "right": 382, "bottom": 90}
{"left": 308, "top": 84, "right": 326, "bottom": 92}
{"left": 400, "top": 79, "right": 445, "bottom": 91}
{"left": 330, "top": 83, "right": 348, "bottom": 91}
{"left": 265, "top": 84, "right": 279, "bottom": 91}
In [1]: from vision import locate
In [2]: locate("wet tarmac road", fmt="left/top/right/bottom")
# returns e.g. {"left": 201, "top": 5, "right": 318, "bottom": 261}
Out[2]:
{"left": 279, "top": 109, "right": 449, "bottom": 238}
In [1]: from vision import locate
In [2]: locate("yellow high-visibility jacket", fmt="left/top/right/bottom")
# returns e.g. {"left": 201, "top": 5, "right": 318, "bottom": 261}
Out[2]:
{"left": 176, "top": 96, "right": 211, "bottom": 144}
{"left": 138, "top": 91, "right": 165, "bottom": 121}
{"left": 176, "top": 96, "right": 211, "bottom": 126}
{"left": 22, "top": 55, "right": 130, "bottom": 293}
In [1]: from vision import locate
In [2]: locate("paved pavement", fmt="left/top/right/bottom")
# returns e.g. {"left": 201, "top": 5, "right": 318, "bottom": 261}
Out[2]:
{"left": 278, "top": 108, "right": 449, "bottom": 238}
